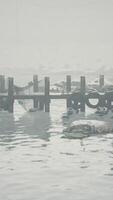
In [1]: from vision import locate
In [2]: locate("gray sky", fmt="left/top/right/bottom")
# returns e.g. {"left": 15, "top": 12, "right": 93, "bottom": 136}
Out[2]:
{"left": 0, "top": 0, "right": 113, "bottom": 74}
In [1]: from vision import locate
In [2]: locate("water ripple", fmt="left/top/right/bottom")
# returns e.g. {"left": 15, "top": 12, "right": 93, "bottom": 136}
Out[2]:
{"left": 0, "top": 100, "right": 113, "bottom": 199}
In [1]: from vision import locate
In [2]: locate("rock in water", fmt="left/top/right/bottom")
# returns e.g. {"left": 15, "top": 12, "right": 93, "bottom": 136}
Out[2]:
{"left": 63, "top": 120, "right": 113, "bottom": 139}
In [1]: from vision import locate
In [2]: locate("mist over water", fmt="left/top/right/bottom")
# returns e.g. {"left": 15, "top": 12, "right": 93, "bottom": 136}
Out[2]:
{"left": 1, "top": 0, "right": 113, "bottom": 79}
{"left": 0, "top": 0, "right": 113, "bottom": 199}
{"left": 0, "top": 100, "right": 113, "bottom": 200}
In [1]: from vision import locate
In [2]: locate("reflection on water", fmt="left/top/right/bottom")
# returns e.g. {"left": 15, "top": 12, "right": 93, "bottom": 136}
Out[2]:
{"left": 0, "top": 112, "right": 16, "bottom": 146}
{"left": 19, "top": 111, "right": 51, "bottom": 141}
{"left": 0, "top": 100, "right": 113, "bottom": 200}
{"left": 0, "top": 110, "right": 51, "bottom": 148}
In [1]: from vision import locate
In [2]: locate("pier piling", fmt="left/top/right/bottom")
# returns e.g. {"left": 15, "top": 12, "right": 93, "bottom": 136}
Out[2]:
{"left": 99, "top": 75, "right": 104, "bottom": 88}
{"left": 0, "top": 74, "right": 112, "bottom": 114}
{"left": 0, "top": 75, "right": 5, "bottom": 93}
{"left": 33, "top": 75, "right": 39, "bottom": 108}
{"left": 66, "top": 96, "right": 72, "bottom": 108}
{"left": 66, "top": 75, "right": 71, "bottom": 93}
{"left": 33, "top": 75, "right": 39, "bottom": 92}
{"left": 80, "top": 76, "right": 86, "bottom": 112}
{"left": 8, "top": 77, "right": 14, "bottom": 113}
{"left": 44, "top": 77, "right": 50, "bottom": 112}
{"left": 66, "top": 75, "right": 72, "bottom": 108}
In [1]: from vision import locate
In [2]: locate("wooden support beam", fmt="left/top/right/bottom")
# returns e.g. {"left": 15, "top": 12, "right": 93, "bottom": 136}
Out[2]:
{"left": 66, "top": 75, "right": 72, "bottom": 107}
{"left": 66, "top": 75, "right": 71, "bottom": 93}
{"left": 99, "top": 75, "right": 104, "bottom": 88}
{"left": 66, "top": 96, "right": 72, "bottom": 108}
{"left": 80, "top": 76, "right": 86, "bottom": 112}
{"left": 0, "top": 75, "right": 5, "bottom": 93}
{"left": 44, "top": 77, "right": 50, "bottom": 112}
{"left": 33, "top": 98, "right": 38, "bottom": 108}
{"left": 33, "top": 75, "right": 39, "bottom": 92}
{"left": 33, "top": 75, "right": 39, "bottom": 108}
{"left": 80, "top": 76, "right": 86, "bottom": 94}
{"left": 8, "top": 77, "right": 14, "bottom": 113}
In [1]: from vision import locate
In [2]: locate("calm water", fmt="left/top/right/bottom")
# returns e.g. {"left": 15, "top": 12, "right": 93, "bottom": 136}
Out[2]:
{"left": 0, "top": 100, "right": 113, "bottom": 200}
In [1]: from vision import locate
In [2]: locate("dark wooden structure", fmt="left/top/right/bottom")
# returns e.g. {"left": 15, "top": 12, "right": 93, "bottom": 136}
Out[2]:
{"left": 7, "top": 77, "right": 14, "bottom": 113}
{"left": 99, "top": 75, "right": 104, "bottom": 88}
{"left": 0, "top": 74, "right": 113, "bottom": 113}
{"left": 80, "top": 76, "right": 86, "bottom": 112}
{"left": 33, "top": 75, "right": 39, "bottom": 108}
{"left": 0, "top": 75, "right": 5, "bottom": 93}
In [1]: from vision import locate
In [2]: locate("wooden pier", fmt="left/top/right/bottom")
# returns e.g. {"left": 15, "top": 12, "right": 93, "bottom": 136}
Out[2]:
{"left": 0, "top": 74, "right": 113, "bottom": 113}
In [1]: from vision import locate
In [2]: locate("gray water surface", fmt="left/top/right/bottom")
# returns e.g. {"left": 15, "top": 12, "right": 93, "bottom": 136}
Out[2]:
{"left": 0, "top": 100, "right": 113, "bottom": 200}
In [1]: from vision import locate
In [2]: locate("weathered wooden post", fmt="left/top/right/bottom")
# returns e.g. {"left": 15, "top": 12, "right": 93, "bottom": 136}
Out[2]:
{"left": 8, "top": 77, "right": 14, "bottom": 113}
{"left": 44, "top": 77, "right": 50, "bottom": 112}
{"left": 66, "top": 95, "right": 72, "bottom": 108}
{"left": 33, "top": 75, "right": 39, "bottom": 92}
{"left": 33, "top": 97, "right": 38, "bottom": 109}
{"left": 0, "top": 75, "right": 5, "bottom": 93}
{"left": 99, "top": 75, "right": 104, "bottom": 88}
{"left": 80, "top": 76, "right": 86, "bottom": 112}
{"left": 66, "top": 75, "right": 72, "bottom": 108}
{"left": 66, "top": 75, "right": 71, "bottom": 93}
{"left": 33, "top": 75, "right": 39, "bottom": 108}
